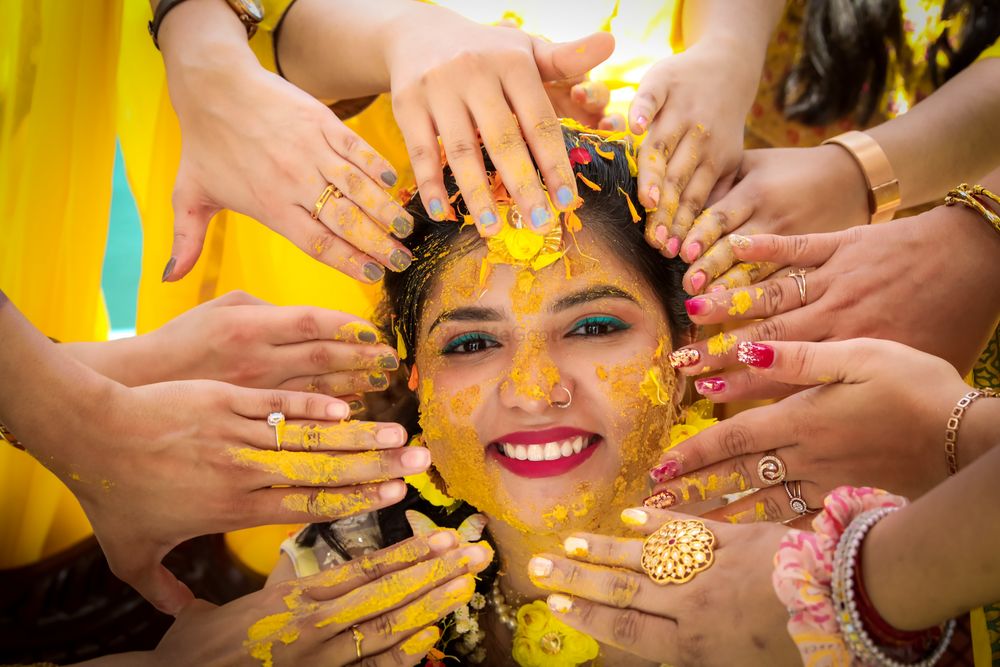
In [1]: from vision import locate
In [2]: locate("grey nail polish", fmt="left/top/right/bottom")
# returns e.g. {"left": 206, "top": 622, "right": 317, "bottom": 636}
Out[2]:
{"left": 348, "top": 399, "right": 365, "bottom": 413}
{"left": 391, "top": 216, "right": 414, "bottom": 238}
{"left": 380, "top": 171, "right": 398, "bottom": 187}
{"left": 161, "top": 257, "right": 176, "bottom": 282}
{"left": 357, "top": 329, "right": 378, "bottom": 344}
{"left": 389, "top": 249, "right": 412, "bottom": 272}
{"left": 378, "top": 354, "right": 400, "bottom": 370}
{"left": 369, "top": 372, "right": 389, "bottom": 389}
{"left": 363, "top": 263, "right": 385, "bottom": 282}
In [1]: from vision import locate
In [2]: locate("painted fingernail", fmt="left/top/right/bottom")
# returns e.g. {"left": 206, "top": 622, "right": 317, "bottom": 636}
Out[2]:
{"left": 378, "top": 353, "right": 399, "bottom": 370}
{"left": 563, "top": 536, "right": 589, "bottom": 557}
{"left": 654, "top": 224, "right": 668, "bottom": 246}
{"left": 728, "top": 234, "right": 752, "bottom": 249}
{"left": 632, "top": 115, "right": 648, "bottom": 134}
{"left": 379, "top": 479, "right": 407, "bottom": 502}
{"left": 348, "top": 399, "right": 365, "bottom": 414}
{"left": 363, "top": 263, "right": 385, "bottom": 282}
{"left": 648, "top": 184, "right": 660, "bottom": 207}
{"left": 401, "top": 446, "right": 430, "bottom": 469}
{"left": 161, "top": 256, "right": 176, "bottom": 282}
{"left": 690, "top": 271, "right": 707, "bottom": 293}
{"left": 480, "top": 210, "right": 499, "bottom": 228}
{"left": 644, "top": 489, "right": 677, "bottom": 509}
{"left": 530, "top": 206, "right": 551, "bottom": 229}
{"left": 356, "top": 326, "right": 379, "bottom": 344}
{"left": 556, "top": 186, "right": 574, "bottom": 209}
{"left": 708, "top": 284, "right": 727, "bottom": 294}
{"left": 390, "top": 216, "right": 413, "bottom": 238}
{"left": 649, "top": 459, "right": 681, "bottom": 483}
{"left": 389, "top": 249, "right": 412, "bottom": 272}
{"left": 737, "top": 341, "right": 775, "bottom": 368}
{"left": 620, "top": 508, "right": 649, "bottom": 526}
{"left": 667, "top": 348, "right": 700, "bottom": 369}
{"left": 685, "top": 298, "right": 712, "bottom": 317}
{"left": 665, "top": 237, "right": 681, "bottom": 257}
{"left": 376, "top": 425, "right": 405, "bottom": 446}
{"left": 685, "top": 242, "right": 703, "bottom": 263}
{"left": 547, "top": 594, "right": 573, "bottom": 614}
{"left": 380, "top": 170, "right": 398, "bottom": 187}
{"left": 695, "top": 377, "right": 727, "bottom": 395}
{"left": 369, "top": 372, "right": 389, "bottom": 389}
{"left": 429, "top": 198, "right": 445, "bottom": 221}
{"left": 610, "top": 115, "right": 625, "bottom": 131}
{"left": 528, "top": 556, "right": 553, "bottom": 578}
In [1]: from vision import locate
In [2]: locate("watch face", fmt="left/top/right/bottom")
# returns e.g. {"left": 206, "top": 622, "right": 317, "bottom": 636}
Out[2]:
{"left": 234, "top": 0, "right": 264, "bottom": 22}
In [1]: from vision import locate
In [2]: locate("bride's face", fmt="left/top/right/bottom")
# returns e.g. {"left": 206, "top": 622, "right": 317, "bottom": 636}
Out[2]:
{"left": 413, "top": 228, "right": 680, "bottom": 535}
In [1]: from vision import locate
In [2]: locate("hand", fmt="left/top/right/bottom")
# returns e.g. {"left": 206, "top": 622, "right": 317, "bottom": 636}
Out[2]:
{"left": 527, "top": 507, "right": 797, "bottom": 666}
{"left": 384, "top": 8, "right": 614, "bottom": 235}
{"left": 675, "top": 146, "right": 869, "bottom": 295}
{"left": 631, "top": 43, "right": 756, "bottom": 262}
{"left": 649, "top": 339, "right": 976, "bottom": 523}
{"left": 548, "top": 77, "right": 622, "bottom": 131}
{"left": 146, "top": 532, "right": 491, "bottom": 666}
{"left": 160, "top": 10, "right": 413, "bottom": 284}
{"left": 140, "top": 291, "right": 399, "bottom": 397}
{"left": 45, "top": 381, "right": 426, "bottom": 615}
{"left": 668, "top": 206, "right": 1000, "bottom": 400}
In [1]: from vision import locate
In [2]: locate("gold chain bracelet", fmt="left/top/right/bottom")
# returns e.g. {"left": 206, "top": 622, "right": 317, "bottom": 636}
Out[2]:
{"left": 944, "top": 388, "right": 998, "bottom": 475}
{"left": 944, "top": 183, "right": 1000, "bottom": 235}
{"left": 0, "top": 419, "right": 24, "bottom": 450}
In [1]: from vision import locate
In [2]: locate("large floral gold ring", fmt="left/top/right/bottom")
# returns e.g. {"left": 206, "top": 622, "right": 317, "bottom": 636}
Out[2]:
{"left": 312, "top": 183, "right": 344, "bottom": 220}
{"left": 641, "top": 519, "right": 716, "bottom": 585}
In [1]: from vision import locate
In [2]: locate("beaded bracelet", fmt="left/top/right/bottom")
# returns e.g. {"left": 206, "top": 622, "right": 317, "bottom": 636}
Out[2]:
{"left": 945, "top": 183, "right": 1000, "bottom": 236}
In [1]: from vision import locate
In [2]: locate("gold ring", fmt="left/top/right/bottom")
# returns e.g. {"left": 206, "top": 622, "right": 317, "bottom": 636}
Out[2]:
{"left": 312, "top": 184, "right": 343, "bottom": 220}
{"left": 351, "top": 625, "right": 364, "bottom": 659}
{"left": 787, "top": 268, "right": 807, "bottom": 307}
{"left": 757, "top": 452, "right": 787, "bottom": 486}
{"left": 641, "top": 519, "right": 716, "bottom": 584}
{"left": 266, "top": 411, "right": 285, "bottom": 451}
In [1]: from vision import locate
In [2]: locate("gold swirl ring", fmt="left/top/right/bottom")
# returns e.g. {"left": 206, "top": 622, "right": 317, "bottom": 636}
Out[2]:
{"left": 312, "top": 183, "right": 344, "bottom": 220}
{"left": 641, "top": 519, "right": 716, "bottom": 585}
{"left": 757, "top": 452, "right": 786, "bottom": 486}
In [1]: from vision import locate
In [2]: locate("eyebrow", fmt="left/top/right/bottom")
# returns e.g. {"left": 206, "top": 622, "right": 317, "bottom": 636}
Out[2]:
{"left": 551, "top": 285, "right": 638, "bottom": 312}
{"left": 428, "top": 306, "right": 504, "bottom": 333}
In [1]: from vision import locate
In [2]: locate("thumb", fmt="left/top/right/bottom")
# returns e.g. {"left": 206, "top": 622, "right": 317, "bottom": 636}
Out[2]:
{"left": 532, "top": 32, "right": 615, "bottom": 82}
{"left": 164, "top": 180, "right": 216, "bottom": 282}
{"left": 107, "top": 544, "right": 196, "bottom": 615}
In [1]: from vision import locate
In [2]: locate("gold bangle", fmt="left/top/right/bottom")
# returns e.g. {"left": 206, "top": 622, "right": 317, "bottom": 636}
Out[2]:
{"left": 822, "top": 131, "right": 901, "bottom": 224}
{"left": 944, "top": 388, "right": 998, "bottom": 475}
{"left": 944, "top": 183, "right": 1000, "bottom": 236}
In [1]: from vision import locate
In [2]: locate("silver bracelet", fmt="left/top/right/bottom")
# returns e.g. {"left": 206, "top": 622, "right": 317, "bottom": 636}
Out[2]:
{"left": 831, "top": 508, "right": 955, "bottom": 667}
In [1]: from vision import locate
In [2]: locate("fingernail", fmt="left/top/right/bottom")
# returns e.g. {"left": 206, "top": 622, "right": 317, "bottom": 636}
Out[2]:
{"left": 161, "top": 256, "right": 176, "bottom": 282}
{"left": 356, "top": 326, "right": 379, "bottom": 344}
{"left": 728, "top": 234, "right": 752, "bottom": 249}
{"left": 583, "top": 83, "right": 596, "bottom": 102}
{"left": 462, "top": 544, "right": 492, "bottom": 567}
{"left": 695, "top": 377, "right": 727, "bottom": 395}
{"left": 363, "top": 263, "right": 385, "bottom": 282}
{"left": 620, "top": 508, "right": 649, "bottom": 526}
{"left": 348, "top": 399, "right": 365, "bottom": 414}
{"left": 326, "top": 402, "right": 351, "bottom": 420}
{"left": 632, "top": 115, "right": 648, "bottom": 134}
{"left": 429, "top": 198, "right": 445, "bottom": 221}
{"left": 369, "top": 372, "right": 389, "bottom": 389}
{"left": 445, "top": 575, "right": 475, "bottom": 594}
{"left": 690, "top": 271, "right": 707, "bottom": 293}
{"left": 556, "top": 186, "right": 574, "bottom": 209}
{"left": 610, "top": 115, "right": 625, "bottom": 131}
{"left": 378, "top": 353, "right": 399, "bottom": 370}
{"left": 737, "top": 341, "right": 775, "bottom": 368}
{"left": 428, "top": 530, "right": 457, "bottom": 552}
{"left": 380, "top": 170, "right": 398, "bottom": 187}
{"left": 548, "top": 594, "right": 573, "bottom": 613}
{"left": 648, "top": 185, "right": 660, "bottom": 207}
{"left": 665, "top": 237, "right": 681, "bottom": 257}
{"left": 684, "top": 242, "right": 703, "bottom": 263}
{"left": 649, "top": 459, "right": 681, "bottom": 483}
{"left": 667, "top": 348, "right": 700, "bottom": 368}
{"left": 685, "top": 298, "right": 712, "bottom": 317}
{"left": 379, "top": 479, "right": 407, "bottom": 502}
{"left": 400, "top": 626, "right": 440, "bottom": 656}
{"left": 528, "top": 556, "right": 553, "bottom": 578}
{"left": 563, "top": 536, "right": 589, "bottom": 557}
{"left": 480, "top": 210, "right": 499, "bottom": 228}
{"left": 708, "top": 284, "right": 726, "bottom": 294}
{"left": 376, "top": 425, "right": 405, "bottom": 446}
{"left": 390, "top": 216, "right": 413, "bottom": 238}
{"left": 644, "top": 489, "right": 677, "bottom": 509}
{"left": 401, "top": 446, "right": 430, "bottom": 469}
{"left": 389, "top": 249, "right": 412, "bottom": 272}
{"left": 530, "top": 206, "right": 551, "bottom": 229}
{"left": 654, "top": 225, "right": 668, "bottom": 246}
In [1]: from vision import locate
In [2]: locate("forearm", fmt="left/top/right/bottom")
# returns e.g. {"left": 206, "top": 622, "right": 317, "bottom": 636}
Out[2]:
{"left": 867, "top": 58, "right": 1000, "bottom": 208}
{"left": 61, "top": 337, "right": 167, "bottom": 388}
{"left": 681, "top": 0, "right": 784, "bottom": 62}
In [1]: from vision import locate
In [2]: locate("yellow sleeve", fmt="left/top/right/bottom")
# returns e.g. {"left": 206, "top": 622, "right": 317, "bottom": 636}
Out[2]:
{"left": 976, "top": 34, "right": 1000, "bottom": 61}
{"left": 249, "top": 0, "right": 297, "bottom": 72}
{"left": 669, "top": 0, "right": 685, "bottom": 52}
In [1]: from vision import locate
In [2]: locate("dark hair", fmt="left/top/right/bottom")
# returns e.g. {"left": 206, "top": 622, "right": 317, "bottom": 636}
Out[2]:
{"left": 779, "top": 0, "right": 1000, "bottom": 126}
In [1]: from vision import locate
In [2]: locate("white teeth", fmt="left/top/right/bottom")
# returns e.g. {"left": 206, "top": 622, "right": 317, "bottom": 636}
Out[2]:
{"left": 514, "top": 444, "right": 528, "bottom": 460}
{"left": 527, "top": 444, "right": 544, "bottom": 461}
{"left": 561, "top": 441, "right": 574, "bottom": 457}
{"left": 544, "top": 442, "right": 561, "bottom": 461}
{"left": 497, "top": 435, "right": 596, "bottom": 461}
{"left": 572, "top": 436, "right": 584, "bottom": 454}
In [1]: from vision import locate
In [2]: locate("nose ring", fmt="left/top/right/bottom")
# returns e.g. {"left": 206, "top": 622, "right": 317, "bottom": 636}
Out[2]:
{"left": 551, "top": 383, "right": 573, "bottom": 409}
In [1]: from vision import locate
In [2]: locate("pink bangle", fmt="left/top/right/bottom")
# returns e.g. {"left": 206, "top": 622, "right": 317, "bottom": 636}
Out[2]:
{"left": 772, "top": 486, "right": 908, "bottom": 665}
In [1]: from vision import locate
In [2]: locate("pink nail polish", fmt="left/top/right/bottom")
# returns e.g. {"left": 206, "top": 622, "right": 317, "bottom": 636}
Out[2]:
{"left": 634, "top": 115, "right": 648, "bottom": 133}
{"left": 685, "top": 298, "right": 711, "bottom": 317}
{"left": 649, "top": 459, "right": 681, "bottom": 483}
{"left": 690, "top": 271, "right": 707, "bottom": 293}
{"left": 684, "top": 242, "right": 703, "bottom": 263}
{"left": 695, "top": 377, "right": 727, "bottom": 395}
{"left": 654, "top": 225, "right": 668, "bottom": 246}
{"left": 737, "top": 341, "right": 775, "bottom": 368}
{"left": 667, "top": 348, "right": 700, "bottom": 368}
{"left": 649, "top": 185, "right": 660, "bottom": 207}
{"left": 665, "top": 237, "right": 681, "bottom": 257}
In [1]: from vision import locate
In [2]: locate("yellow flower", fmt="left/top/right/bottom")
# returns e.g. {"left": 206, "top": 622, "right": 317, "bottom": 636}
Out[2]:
{"left": 512, "top": 601, "right": 599, "bottom": 667}
{"left": 402, "top": 439, "right": 457, "bottom": 509}
{"left": 502, "top": 226, "right": 546, "bottom": 260}
{"left": 666, "top": 399, "right": 718, "bottom": 450}
{"left": 639, "top": 367, "right": 671, "bottom": 406}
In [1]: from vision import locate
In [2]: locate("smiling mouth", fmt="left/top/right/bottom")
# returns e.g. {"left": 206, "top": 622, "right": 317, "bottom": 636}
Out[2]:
{"left": 487, "top": 428, "right": 602, "bottom": 478}
{"left": 495, "top": 434, "right": 599, "bottom": 461}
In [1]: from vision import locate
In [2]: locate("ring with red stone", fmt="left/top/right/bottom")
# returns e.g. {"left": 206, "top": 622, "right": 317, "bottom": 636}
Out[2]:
{"left": 640, "top": 519, "right": 716, "bottom": 585}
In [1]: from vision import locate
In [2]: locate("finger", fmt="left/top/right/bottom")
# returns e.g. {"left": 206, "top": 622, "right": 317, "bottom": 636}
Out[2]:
{"left": 569, "top": 80, "right": 611, "bottom": 115}
{"left": 228, "top": 386, "right": 352, "bottom": 421}
{"left": 349, "top": 625, "right": 442, "bottom": 667}
{"left": 317, "top": 157, "right": 414, "bottom": 241}
{"left": 272, "top": 206, "right": 387, "bottom": 283}
{"left": 502, "top": 61, "right": 578, "bottom": 217}
{"left": 637, "top": 119, "right": 683, "bottom": 234}
{"left": 654, "top": 130, "right": 704, "bottom": 256}
{"left": 560, "top": 533, "right": 643, "bottom": 570}
{"left": 314, "top": 194, "right": 412, "bottom": 274}
{"left": 546, "top": 595, "right": 678, "bottom": 663}
{"left": 311, "top": 542, "right": 493, "bottom": 637}
{"left": 730, "top": 230, "right": 843, "bottom": 267}
{"left": 690, "top": 368, "right": 805, "bottom": 403}
{"left": 108, "top": 549, "right": 195, "bottom": 616}
{"left": 532, "top": 32, "right": 615, "bottom": 82}
{"left": 273, "top": 339, "right": 398, "bottom": 377}
{"left": 320, "top": 116, "right": 399, "bottom": 191}
{"left": 738, "top": 339, "right": 895, "bottom": 387}
{"left": 165, "top": 180, "right": 216, "bottom": 282}
{"left": 278, "top": 370, "right": 393, "bottom": 397}
{"left": 229, "top": 446, "right": 430, "bottom": 488}
{"left": 683, "top": 237, "right": 738, "bottom": 295}
{"left": 706, "top": 260, "right": 782, "bottom": 292}
{"left": 682, "top": 273, "right": 815, "bottom": 325}
{"left": 598, "top": 113, "right": 627, "bottom": 132}
{"left": 213, "top": 290, "right": 269, "bottom": 307}
{"left": 251, "top": 479, "right": 409, "bottom": 522}
{"left": 241, "top": 418, "right": 409, "bottom": 452}
{"left": 704, "top": 481, "right": 823, "bottom": 525}
{"left": 679, "top": 190, "right": 755, "bottom": 264}
{"left": 629, "top": 64, "right": 669, "bottom": 136}
{"left": 259, "top": 307, "right": 383, "bottom": 345}
{"left": 671, "top": 161, "right": 719, "bottom": 255}
{"left": 392, "top": 101, "right": 453, "bottom": 222}
{"left": 430, "top": 98, "right": 501, "bottom": 235}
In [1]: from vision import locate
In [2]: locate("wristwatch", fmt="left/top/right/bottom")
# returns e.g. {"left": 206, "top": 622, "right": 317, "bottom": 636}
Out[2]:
{"left": 149, "top": 0, "right": 265, "bottom": 50}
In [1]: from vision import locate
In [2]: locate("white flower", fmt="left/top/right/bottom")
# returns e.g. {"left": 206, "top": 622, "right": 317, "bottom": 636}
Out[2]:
{"left": 454, "top": 605, "right": 470, "bottom": 622}
{"left": 455, "top": 619, "right": 471, "bottom": 634}
{"left": 470, "top": 593, "right": 486, "bottom": 610}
